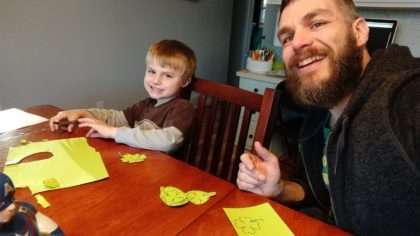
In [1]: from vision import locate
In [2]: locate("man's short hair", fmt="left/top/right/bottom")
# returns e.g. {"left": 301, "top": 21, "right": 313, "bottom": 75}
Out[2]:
{"left": 146, "top": 39, "right": 197, "bottom": 80}
{"left": 280, "top": 0, "right": 359, "bottom": 23}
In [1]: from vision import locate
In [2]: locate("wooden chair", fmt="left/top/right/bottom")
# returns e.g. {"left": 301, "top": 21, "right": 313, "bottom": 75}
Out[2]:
{"left": 178, "top": 78, "right": 279, "bottom": 183}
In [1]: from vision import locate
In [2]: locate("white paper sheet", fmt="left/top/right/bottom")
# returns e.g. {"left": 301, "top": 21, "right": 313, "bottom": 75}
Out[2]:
{"left": 0, "top": 108, "right": 48, "bottom": 133}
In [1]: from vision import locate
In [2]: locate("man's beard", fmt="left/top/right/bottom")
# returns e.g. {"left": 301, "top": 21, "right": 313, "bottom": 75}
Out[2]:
{"left": 285, "top": 32, "right": 363, "bottom": 109}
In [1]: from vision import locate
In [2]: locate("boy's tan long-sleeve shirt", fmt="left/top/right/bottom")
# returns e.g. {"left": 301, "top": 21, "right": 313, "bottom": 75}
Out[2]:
{"left": 88, "top": 97, "right": 193, "bottom": 153}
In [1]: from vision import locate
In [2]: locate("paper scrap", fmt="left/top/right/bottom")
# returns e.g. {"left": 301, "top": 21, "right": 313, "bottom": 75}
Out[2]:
{"left": 4, "top": 137, "right": 109, "bottom": 194}
{"left": 160, "top": 186, "right": 216, "bottom": 207}
{"left": 43, "top": 178, "right": 60, "bottom": 189}
{"left": 120, "top": 153, "right": 147, "bottom": 163}
{"left": 0, "top": 108, "right": 48, "bottom": 133}
{"left": 223, "top": 203, "right": 294, "bottom": 236}
{"left": 35, "top": 194, "right": 51, "bottom": 208}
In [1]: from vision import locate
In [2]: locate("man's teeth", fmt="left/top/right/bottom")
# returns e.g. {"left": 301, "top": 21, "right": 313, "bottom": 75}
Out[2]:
{"left": 298, "top": 56, "right": 324, "bottom": 67}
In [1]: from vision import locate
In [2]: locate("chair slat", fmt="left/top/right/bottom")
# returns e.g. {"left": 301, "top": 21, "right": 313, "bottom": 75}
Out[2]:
{"left": 210, "top": 101, "right": 229, "bottom": 175}
{"left": 180, "top": 78, "right": 279, "bottom": 183}
{"left": 199, "top": 97, "right": 219, "bottom": 170}
{"left": 219, "top": 104, "right": 241, "bottom": 180}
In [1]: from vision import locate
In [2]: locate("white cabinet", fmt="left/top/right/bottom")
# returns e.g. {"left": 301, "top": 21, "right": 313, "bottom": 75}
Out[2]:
{"left": 354, "top": 0, "right": 420, "bottom": 8}
{"left": 267, "top": 0, "right": 420, "bottom": 8}
{"left": 266, "top": 0, "right": 282, "bottom": 4}
{"left": 236, "top": 70, "right": 285, "bottom": 152}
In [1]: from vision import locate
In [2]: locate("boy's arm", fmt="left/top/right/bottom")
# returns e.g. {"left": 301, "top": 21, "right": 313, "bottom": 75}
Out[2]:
{"left": 116, "top": 99, "right": 194, "bottom": 153}
{"left": 87, "top": 108, "right": 129, "bottom": 127}
{"left": 115, "top": 125, "right": 184, "bottom": 153}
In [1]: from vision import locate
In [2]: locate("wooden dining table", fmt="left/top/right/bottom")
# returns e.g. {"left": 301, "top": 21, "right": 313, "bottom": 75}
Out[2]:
{"left": 0, "top": 105, "right": 351, "bottom": 235}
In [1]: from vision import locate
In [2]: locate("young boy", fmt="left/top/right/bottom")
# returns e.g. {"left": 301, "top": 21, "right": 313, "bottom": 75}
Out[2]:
{"left": 49, "top": 39, "right": 197, "bottom": 154}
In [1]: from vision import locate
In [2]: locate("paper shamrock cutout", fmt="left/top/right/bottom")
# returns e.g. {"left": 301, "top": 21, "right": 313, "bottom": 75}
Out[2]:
{"left": 119, "top": 153, "right": 147, "bottom": 163}
{"left": 160, "top": 186, "right": 189, "bottom": 207}
{"left": 160, "top": 186, "right": 216, "bottom": 207}
{"left": 186, "top": 190, "right": 217, "bottom": 205}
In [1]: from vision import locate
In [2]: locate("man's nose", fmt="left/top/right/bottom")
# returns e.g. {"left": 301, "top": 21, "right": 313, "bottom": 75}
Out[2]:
{"left": 292, "top": 29, "right": 313, "bottom": 51}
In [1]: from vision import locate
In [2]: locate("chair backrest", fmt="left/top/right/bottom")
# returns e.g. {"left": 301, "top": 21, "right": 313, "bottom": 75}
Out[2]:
{"left": 179, "top": 78, "right": 279, "bottom": 183}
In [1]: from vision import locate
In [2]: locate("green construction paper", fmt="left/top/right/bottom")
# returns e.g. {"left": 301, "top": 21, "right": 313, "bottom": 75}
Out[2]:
{"left": 160, "top": 186, "right": 189, "bottom": 207}
{"left": 160, "top": 186, "right": 216, "bottom": 207}
{"left": 120, "top": 153, "right": 147, "bottom": 163}
{"left": 4, "top": 137, "right": 109, "bottom": 194}
{"left": 186, "top": 190, "right": 216, "bottom": 205}
{"left": 223, "top": 203, "right": 294, "bottom": 236}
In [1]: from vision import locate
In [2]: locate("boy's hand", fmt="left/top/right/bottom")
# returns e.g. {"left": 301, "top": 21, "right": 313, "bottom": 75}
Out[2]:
{"left": 49, "top": 109, "right": 93, "bottom": 133}
{"left": 78, "top": 118, "right": 117, "bottom": 139}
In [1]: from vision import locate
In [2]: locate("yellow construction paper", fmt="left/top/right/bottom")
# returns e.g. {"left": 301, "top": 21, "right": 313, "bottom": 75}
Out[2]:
{"left": 4, "top": 137, "right": 109, "bottom": 194}
{"left": 223, "top": 203, "right": 294, "bottom": 236}
{"left": 35, "top": 194, "right": 50, "bottom": 208}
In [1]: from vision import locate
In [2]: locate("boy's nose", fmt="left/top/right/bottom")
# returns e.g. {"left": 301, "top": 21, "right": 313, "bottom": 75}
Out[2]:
{"left": 152, "top": 75, "right": 162, "bottom": 84}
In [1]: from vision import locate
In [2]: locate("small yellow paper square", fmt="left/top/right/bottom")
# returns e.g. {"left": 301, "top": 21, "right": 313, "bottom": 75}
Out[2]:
{"left": 223, "top": 202, "right": 294, "bottom": 236}
{"left": 35, "top": 194, "right": 51, "bottom": 208}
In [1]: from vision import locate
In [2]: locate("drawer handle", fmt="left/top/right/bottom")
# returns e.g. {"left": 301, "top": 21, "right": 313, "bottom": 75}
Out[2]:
{"left": 248, "top": 134, "right": 254, "bottom": 139}
{"left": 253, "top": 88, "right": 259, "bottom": 93}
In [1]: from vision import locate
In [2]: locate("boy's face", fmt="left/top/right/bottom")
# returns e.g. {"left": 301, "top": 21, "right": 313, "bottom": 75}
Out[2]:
{"left": 144, "top": 61, "right": 189, "bottom": 100}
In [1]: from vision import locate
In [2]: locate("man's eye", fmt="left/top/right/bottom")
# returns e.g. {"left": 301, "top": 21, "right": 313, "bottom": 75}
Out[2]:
{"left": 281, "top": 35, "right": 293, "bottom": 46}
{"left": 311, "top": 22, "right": 325, "bottom": 30}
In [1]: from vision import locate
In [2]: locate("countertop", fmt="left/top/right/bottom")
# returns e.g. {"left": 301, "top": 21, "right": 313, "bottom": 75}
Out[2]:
{"left": 236, "top": 69, "right": 286, "bottom": 84}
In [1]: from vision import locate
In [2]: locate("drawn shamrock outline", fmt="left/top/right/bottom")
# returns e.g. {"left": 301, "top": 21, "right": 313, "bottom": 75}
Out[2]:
{"left": 234, "top": 216, "right": 264, "bottom": 234}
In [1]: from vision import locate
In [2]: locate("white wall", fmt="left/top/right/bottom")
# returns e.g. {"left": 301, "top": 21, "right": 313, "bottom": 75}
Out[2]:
{"left": 359, "top": 9, "right": 420, "bottom": 57}
{"left": 0, "top": 0, "right": 234, "bottom": 110}
{"left": 262, "top": 5, "right": 420, "bottom": 58}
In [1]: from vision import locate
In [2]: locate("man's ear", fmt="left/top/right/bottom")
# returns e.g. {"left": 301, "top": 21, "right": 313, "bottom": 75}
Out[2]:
{"left": 352, "top": 18, "right": 370, "bottom": 47}
{"left": 182, "top": 77, "right": 192, "bottom": 88}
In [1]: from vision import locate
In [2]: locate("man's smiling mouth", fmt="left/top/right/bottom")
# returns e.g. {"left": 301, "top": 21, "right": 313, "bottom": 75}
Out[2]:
{"left": 298, "top": 55, "right": 326, "bottom": 68}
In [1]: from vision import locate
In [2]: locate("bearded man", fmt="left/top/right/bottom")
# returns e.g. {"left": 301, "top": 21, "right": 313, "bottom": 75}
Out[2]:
{"left": 236, "top": 0, "right": 420, "bottom": 235}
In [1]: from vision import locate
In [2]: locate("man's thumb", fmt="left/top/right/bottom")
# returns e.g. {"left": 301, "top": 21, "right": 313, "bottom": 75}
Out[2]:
{"left": 254, "top": 141, "right": 271, "bottom": 161}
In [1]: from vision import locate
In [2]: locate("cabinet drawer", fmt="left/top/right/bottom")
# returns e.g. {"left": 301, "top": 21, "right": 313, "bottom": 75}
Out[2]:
{"left": 239, "top": 77, "right": 277, "bottom": 95}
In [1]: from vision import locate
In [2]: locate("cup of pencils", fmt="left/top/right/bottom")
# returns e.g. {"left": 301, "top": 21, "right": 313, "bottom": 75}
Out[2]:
{"left": 246, "top": 48, "right": 274, "bottom": 74}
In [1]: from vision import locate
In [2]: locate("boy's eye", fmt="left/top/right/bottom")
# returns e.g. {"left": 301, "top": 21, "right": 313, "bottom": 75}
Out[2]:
{"left": 164, "top": 73, "right": 174, "bottom": 79}
{"left": 147, "top": 69, "right": 156, "bottom": 74}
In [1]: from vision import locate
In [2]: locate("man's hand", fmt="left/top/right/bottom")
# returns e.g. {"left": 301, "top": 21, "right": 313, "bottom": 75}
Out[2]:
{"left": 236, "top": 141, "right": 283, "bottom": 198}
